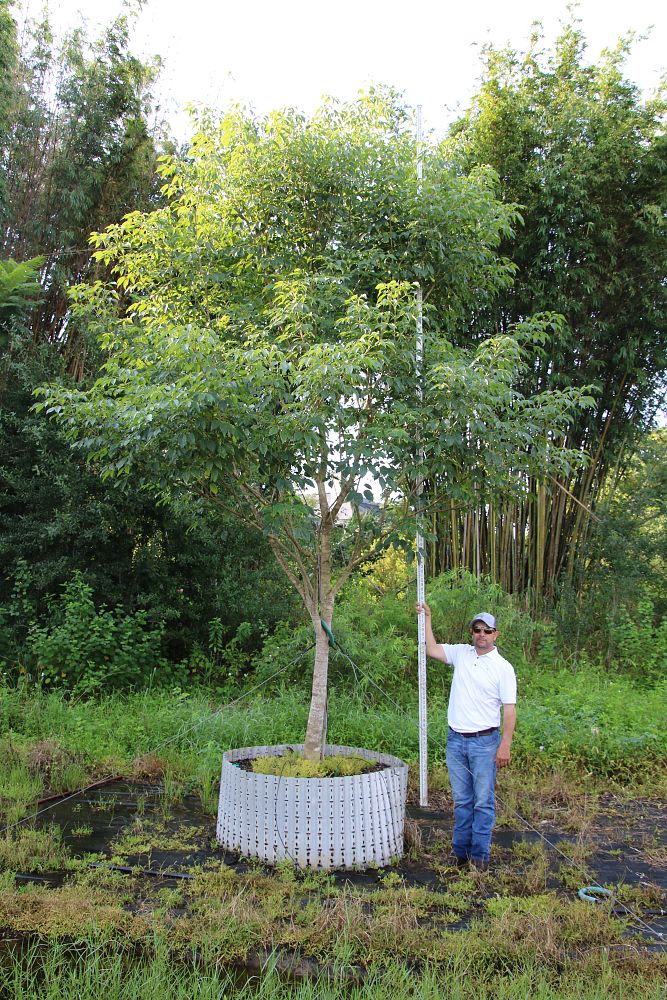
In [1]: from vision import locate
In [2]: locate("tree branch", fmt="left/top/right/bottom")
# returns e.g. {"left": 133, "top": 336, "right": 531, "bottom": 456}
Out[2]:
{"left": 268, "top": 534, "right": 313, "bottom": 609}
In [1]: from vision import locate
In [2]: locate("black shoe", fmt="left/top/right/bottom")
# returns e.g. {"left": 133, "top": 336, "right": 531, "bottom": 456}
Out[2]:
{"left": 470, "top": 857, "right": 489, "bottom": 871}
{"left": 453, "top": 855, "right": 469, "bottom": 868}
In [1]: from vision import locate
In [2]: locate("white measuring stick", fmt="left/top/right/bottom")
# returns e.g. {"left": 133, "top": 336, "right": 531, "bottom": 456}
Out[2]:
{"left": 415, "top": 105, "right": 428, "bottom": 807}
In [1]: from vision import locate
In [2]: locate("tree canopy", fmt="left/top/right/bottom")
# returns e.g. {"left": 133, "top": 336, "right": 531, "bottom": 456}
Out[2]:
{"left": 40, "top": 91, "right": 591, "bottom": 756}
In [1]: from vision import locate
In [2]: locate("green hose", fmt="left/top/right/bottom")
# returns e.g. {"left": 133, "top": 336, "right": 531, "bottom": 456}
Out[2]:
{"left": 319, "top": 619, "right": 337, "bottom": 647}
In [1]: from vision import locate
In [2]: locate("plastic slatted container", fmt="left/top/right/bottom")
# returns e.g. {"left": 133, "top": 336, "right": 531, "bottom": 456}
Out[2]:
{"left": 217, "top": 744, "right": 408, "bottom": 870}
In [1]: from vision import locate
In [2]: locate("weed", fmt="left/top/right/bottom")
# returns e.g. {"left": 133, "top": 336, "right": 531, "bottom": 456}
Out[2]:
{"left": 0, "top": 824, "right": 67, "bottom": 872}
{"left": 0, "top": 883, "right": 149, "bottom": 940}
{"left": 557, "top": 837, "right": 595, "bottom": 866}
{"left": 154, "top": 886, "right": 186, "bottom": 918}
{"left": 476, "top": 893, "right": 626, "bottom": 964}
{"left": 71, "top": 864, "right": 137, "bottom": 903}
{"left": 558, "top": 862, "right": 593, "bottom": 891}
{"left": 298, "top": 868, "right": 337, "bottom": 895}
{"left": 161, "top": 766, "right": 186, "bottom": 805}
{"left": 251, "top": 750, "right": 375, "bottom": 778}
{"left": 49, "top": 761, "right": 91, "bottom": 795}
{"left": 378, "top": 870, "right": 404, "bottom": 889}
{"left": 503, "top": 839, "right": 551, "bottom": 893}
{"left": 0, "top": 870, "right": 15, "bottom": 890}
{"left": 109, "top": 817, "right": 208, "bottom": 864}
{"left": 612, "top": 880, "right": 665, "bottom": 908}
{"left": 131, "top": 753, "right": 168, "bottom": 780}
{"left": 0, "top": 760, "right": 43, "bottom": 822}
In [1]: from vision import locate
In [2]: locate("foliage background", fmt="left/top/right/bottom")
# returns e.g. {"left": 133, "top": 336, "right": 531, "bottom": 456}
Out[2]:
{"left": 0, "top": 6, "right": 664, "bottom": 713}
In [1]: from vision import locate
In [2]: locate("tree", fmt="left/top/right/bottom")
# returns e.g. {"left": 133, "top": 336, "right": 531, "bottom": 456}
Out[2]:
{"left": 0, "top": 3, "right": 168, "bottom": 366}
{"left": 40, "top": 92, "right": 590, "bottom": 758}
{"left": 0, "top": 0, "right": 17, "bottom": 214}
{"left": 442, "top": 20, "right": 667, "bottom": 598}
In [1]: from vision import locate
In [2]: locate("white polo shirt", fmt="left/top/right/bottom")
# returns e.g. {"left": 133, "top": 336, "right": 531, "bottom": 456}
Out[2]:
{"left": 441, "top": 643, "right": 517, "bottom": 733}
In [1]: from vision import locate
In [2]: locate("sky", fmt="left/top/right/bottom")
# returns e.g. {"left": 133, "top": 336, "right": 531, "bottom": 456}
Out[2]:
{"left": 15, "top": 0, "right": 666, "bottom": 142}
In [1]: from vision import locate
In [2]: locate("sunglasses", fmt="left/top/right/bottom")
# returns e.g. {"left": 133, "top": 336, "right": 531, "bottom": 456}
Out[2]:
{"left": 472, "top": 626, "right": 496, "bottom": 634}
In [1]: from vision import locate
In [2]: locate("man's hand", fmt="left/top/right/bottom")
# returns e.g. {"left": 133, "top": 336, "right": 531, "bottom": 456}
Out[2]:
{"left": 496, "top": 742, "right": 511, "bottom": 768}
{"left": 415, "top": 601, "right": 431, "bottom": 619}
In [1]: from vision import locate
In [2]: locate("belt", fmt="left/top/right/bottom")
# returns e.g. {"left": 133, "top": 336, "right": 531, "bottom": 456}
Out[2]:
{"left": 458, "top": 727, "right": 498, "bottom": 738}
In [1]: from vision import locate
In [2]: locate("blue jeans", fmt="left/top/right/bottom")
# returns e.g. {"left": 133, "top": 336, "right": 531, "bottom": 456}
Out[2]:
{"left": 446, "top": 726, "right": 500, "bottom": 863}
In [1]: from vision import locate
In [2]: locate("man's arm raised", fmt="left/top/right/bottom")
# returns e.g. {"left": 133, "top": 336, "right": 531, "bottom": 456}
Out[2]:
{"left": 416, "top": 601, "right": 448, "bottom": 662}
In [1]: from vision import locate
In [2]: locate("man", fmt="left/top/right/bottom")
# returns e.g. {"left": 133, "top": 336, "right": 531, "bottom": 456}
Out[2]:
{"left": 416, "top": 601, "right": 516, "bottom": 869}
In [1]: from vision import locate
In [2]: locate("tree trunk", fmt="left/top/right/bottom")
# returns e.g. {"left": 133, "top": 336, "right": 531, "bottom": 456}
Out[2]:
{"left": 303, "top": 624, "right": 330, "bottom": 760}
{"left": 303, "top": 487, "right": 335, "bottom": 761}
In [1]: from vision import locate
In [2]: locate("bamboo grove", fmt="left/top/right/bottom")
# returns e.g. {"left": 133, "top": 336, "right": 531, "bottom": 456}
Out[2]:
{"left": 427, "top": 24, "right": 667, "bottom": 603}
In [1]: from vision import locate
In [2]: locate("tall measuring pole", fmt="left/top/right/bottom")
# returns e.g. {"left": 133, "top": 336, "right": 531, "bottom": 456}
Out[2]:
{"left": 415, "top": 105, "right": 428, "bottom": 807}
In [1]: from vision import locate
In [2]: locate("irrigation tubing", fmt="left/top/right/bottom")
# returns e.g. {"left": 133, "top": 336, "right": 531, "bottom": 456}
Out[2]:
{"left": 88, "top": 862, "right": 195, "bottom": 881}
{"left": 327, "top": 636, "right": 665, "bottom": 945}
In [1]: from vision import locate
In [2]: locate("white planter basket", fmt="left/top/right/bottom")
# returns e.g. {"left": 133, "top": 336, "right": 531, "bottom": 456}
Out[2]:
{"left": 216, "top": 744, "right": 408, "bottom": 870}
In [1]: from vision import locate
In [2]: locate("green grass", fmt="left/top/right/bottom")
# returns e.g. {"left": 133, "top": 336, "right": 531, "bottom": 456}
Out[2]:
{"left": 0, "top": 669, "right": 665, "bottom": 786}
{"left": 0, "top": 760, "right": 43, "bottom": 825}
{"left": 0, "top": 938, "right": 664, "bottom": 999}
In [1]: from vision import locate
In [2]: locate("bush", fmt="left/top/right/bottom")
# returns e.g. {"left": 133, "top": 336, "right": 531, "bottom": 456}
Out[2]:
{"left": 178, "top": 618, "right": 257, "bottom": 696}
{"left": 0, "top": 565, "right": 271, "bottom": 695}
{"left": 253, "top": 570, "right": 546, "bottom": 700}
{"left": 605, "top": 594, "right": 667, "bottom": 681}
{"left": 24, "top": 572, "right": 168, "bottom": 693}
{"left": 419, "top": 571, "right": 544, "bottom": 671}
